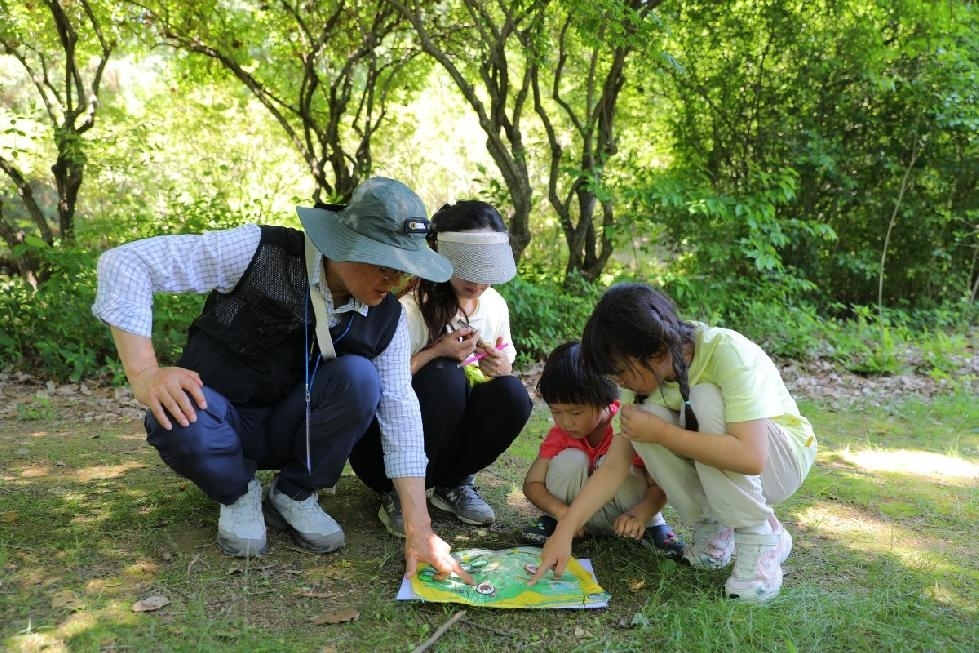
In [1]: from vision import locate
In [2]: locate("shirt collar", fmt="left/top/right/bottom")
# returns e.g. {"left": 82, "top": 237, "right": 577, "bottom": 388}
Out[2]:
{"left": 310, "top": 250, "right": 369, "bottom": 317}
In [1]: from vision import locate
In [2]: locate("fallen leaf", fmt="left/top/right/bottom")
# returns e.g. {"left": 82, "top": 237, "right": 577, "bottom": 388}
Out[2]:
{"left": 298, "top": 589, "right": 336, "bottom": 599}
{"left": 310, "top": 608, "right": 359, "bottom": 625}
{"left": 132, "top": 594, "right": 170, "bottom": 613}
{"left": 51, "top": 590, "right": 82, "bottom": 611}
{"left": 1, "top": 511, "right": 17, "bottom": 523}
{"left": 627, "top": 579, "right": 646, "bottom": 592}
{"left": 630, "top": 612, "right": 651, "bottom": 628}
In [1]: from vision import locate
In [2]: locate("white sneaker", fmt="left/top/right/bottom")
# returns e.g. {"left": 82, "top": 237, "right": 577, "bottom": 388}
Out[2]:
{"left": 725, "top": 516, "right": 793, "bottom": 602}
{"left": 683, "top": 520, "right": 735, "bottom": 569}
{"left": 216, "top": 477, "right": 268, "bottom": 557}
{"left": 262, "top": 476, "right": 345, "bottom": 553}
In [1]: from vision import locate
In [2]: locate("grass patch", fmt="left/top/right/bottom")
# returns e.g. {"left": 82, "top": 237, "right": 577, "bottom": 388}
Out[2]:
{"left": 1, "top": 389, "right": 977, "bottom": 652}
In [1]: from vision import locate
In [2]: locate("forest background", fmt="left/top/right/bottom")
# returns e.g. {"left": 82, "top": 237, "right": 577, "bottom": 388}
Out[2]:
{"left": 1, "top": 0, "right": 977, "bottom": 391}
{"left": 2, "top": 2, "right": 978, "bottom": 652}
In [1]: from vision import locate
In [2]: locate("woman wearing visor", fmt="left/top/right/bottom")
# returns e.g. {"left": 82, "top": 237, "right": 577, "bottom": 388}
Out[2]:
{"left": 350, "top": 200, "right": 533, "bottom": 536}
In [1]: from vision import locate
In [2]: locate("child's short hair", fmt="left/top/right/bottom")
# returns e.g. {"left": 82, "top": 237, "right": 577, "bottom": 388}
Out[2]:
{"left": 537, "top": 341, "right": 619, "bottom": 407}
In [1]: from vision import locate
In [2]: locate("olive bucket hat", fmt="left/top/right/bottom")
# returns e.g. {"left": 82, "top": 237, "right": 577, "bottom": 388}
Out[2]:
{"left": 296, "top": 177, "right": 452, "bottom": 282}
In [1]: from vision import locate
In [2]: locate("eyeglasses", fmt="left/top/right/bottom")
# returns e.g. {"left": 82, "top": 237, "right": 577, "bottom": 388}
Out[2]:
{"left": 376, "top": 265, "right": 411, "bottom": 282}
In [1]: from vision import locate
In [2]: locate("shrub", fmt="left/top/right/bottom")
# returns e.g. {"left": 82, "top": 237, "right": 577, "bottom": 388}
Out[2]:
{"left": 498, "top": 271, "right": 604, "bottom": 366}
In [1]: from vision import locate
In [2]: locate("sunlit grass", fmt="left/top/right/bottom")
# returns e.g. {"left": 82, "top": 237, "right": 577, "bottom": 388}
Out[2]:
{"left": 1, "top": 389, "right": 977, "bottom": 652}
{"left": 837, "top": 448, "right": 978, "bottom": 480}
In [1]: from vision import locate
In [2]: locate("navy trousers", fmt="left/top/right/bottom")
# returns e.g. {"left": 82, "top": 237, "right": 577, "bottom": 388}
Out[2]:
{"left": 146, "top": 355, "right": 381, "bottom": 505}
{"left": 349, "top": 357, "right": 533, "bottom": 493}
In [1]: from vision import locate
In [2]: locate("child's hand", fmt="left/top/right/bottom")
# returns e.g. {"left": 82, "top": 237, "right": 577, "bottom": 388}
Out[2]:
{"left": 527, "top": 531, "right": 572, "bottom": 586}
{"left": 618, "top": 404, "right": 668, "bottom": 444}
{"left": 612, "top": 511, "right": 645, "bottom": 540}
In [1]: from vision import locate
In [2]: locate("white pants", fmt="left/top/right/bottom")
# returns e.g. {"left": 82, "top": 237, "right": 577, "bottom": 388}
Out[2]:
{"left": 545, "top": 448, "right": 664, "bottom": 533}
{"left": 632, "top": 383, "right": 806, "bottom": 529}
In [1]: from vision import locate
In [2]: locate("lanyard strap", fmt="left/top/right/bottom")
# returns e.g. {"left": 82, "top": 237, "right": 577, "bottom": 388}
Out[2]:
{"left": 303, "top": 286, "right": 320, "bottom": 475}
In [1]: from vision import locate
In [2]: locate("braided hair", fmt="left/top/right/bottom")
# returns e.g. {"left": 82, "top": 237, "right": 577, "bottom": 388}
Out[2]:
{"left": 580, "top": 283, "right": 700, "bottom": 431}
{"left": 412, "top": 200, "right": 508, "bottom": 344}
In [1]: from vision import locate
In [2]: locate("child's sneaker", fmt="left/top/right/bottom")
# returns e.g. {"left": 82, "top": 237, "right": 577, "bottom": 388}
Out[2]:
{"left": 642, "top": 523, "right": 686, "bottom": 560}
{"left": 683, "top": 520, "right": 735, "bottom": 569}
{"left": 725, "top": 517, "right": 793, "bottom": 602}
{"left": 522, "top": 515, "right": 557, "bottom": 544}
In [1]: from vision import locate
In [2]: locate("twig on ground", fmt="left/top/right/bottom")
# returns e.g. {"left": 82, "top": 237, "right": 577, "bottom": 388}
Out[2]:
{"left": 456, "top": 619, "right": 515, "bottom": 638}
{"left": 411, "top": 609, "right": 466, "bottom": 653}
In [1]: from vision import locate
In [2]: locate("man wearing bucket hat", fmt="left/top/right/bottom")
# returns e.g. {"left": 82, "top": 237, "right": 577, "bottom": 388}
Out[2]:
{"left": 93, "top": 177, "right": 473, "bottom": 583}
{"left": 349, "top": 200, "right": 533, "bottom": 536}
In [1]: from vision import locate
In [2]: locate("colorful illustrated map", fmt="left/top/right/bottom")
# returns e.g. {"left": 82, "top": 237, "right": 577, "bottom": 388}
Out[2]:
{"left": 396, "top": 546, "right": 610, "bottom": 609}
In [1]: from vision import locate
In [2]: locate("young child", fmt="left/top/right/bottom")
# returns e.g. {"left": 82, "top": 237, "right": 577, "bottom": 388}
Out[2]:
{"left": 522, "top": 341, "right": 684, "bottom": 559}
{"left": 529, "top": 284, "right": 817, "bottom": 602}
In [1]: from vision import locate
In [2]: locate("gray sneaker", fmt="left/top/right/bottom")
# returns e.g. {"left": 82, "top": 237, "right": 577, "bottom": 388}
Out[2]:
{"left": 378, "top": 490, "right": 405, "bottom": 538}
{"left": 262, "top": 477, "right": 345, "bottom": 553}
{"left": 217, "top": 477, "right": 268, "bottom": 557}
{"left": 430, "top": 476, "right": 495, "bottom": 526}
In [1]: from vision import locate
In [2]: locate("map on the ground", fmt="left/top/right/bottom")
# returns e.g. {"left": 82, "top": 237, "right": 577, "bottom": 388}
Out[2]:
{"left": 396, "top": 546, "right": 610, "bottom": 609}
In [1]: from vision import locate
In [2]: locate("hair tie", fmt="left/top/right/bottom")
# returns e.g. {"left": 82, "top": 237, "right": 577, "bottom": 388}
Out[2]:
{"left": 683, "top": 400, "right": 692, "bottom": 406}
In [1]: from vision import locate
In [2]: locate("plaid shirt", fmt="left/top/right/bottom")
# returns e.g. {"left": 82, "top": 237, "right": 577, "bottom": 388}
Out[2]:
{"left": 93, "top": 223, "right": 427, "bottom": 479}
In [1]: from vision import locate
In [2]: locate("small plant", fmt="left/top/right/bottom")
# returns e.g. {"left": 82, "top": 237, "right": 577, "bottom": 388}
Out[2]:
{"left": 824, "top": 306, "right": 910, "bottom": 376}
{"left": 917, "top": 330, "right": 969, "bottom": 378}
{"left": 499, "top": 271, "right": 603, "bottom": 363}
{"left": 15, "top": 396, "right": 56, "bottom": 421}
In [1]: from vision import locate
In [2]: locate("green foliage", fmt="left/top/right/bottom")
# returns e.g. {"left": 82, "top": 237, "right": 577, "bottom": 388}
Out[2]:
{"left": 825, "top": 306, "right": 911, "bottom": 376}
{"left": 917, "top": 329, "right": 972, "bottom": 381}
{"left": 726, "top": 301, "right": 836, "bottom": 362}
{"left": 498, "top": 270, "right": 604, "bottom": 364}
{"left": 15, "top": 396, "right": 56, "bottom": 421}
{"left": 0, "top": 196, "right": 231, "bottom": 382}
{"left": 134, "top": 0, "right": 431, "bottom": 198}
{"left": 638, "top": 0, "right": 979, "bottom": 312}
{"left": 622, "top": 165, "right": 834, "bottom": 308}
{"left": 0, "top": 240, "right": 108, "bottom": 382}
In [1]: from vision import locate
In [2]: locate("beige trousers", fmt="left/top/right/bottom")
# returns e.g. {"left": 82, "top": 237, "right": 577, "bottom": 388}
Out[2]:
{"left": 631, "top": 383, "right": 806, "bottom": 530}
{"left": 545, "top": 448, "right": 664, "bottom": 533}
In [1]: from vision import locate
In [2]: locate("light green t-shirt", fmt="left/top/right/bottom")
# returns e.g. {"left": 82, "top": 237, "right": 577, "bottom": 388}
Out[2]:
{"left": 647, "top": 323, "right": 816, "bottom": 467}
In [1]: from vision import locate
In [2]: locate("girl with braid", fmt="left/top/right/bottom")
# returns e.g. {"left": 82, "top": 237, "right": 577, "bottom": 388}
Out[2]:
{"left": 529, "top": 283, "right": 817, "bottom": 602}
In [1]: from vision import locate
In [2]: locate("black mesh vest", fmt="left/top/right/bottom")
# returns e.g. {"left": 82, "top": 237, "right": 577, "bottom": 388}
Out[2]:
{"left": 177, "top": 225, "right": 402, "bottom": 405}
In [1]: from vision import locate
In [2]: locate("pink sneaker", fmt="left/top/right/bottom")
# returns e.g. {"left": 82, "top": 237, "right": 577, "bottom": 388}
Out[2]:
{"left": 725, "top": 516, "right": 793, "bottom": 602}
{"left": 683, "top": 520, "right": 735, "bottom": 569}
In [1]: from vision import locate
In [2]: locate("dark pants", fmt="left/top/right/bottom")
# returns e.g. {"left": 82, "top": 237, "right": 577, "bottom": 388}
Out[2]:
{"left": 349, "top": 357, "right": 533, "bottom": 493}
{"left": 146, "top": 356, "right": 381, "bottom": 505}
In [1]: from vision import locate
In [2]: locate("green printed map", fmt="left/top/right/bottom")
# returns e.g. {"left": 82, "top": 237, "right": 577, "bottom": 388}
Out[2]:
{"left": 397, "top": 546, "right": 610, "bottom": 609}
